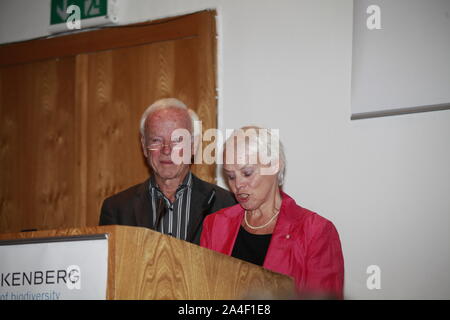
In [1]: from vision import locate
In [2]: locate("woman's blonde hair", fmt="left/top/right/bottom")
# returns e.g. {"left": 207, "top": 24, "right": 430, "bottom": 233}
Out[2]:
{"left": 224, "top": 126, "right": 286, "bottom": 186}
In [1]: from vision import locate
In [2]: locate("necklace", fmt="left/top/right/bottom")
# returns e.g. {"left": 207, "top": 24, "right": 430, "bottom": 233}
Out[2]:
{"left": 244, "top": 208, "right": 280, "bottom": 230}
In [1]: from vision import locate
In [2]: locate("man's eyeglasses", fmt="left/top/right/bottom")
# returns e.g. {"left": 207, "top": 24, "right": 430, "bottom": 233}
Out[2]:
{"left": 146, "top": 137, "right": 191, "bottom": 151}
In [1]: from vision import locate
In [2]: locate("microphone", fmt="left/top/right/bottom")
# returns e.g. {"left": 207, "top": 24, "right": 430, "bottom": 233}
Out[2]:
{"left": 204, "top": 189, "right": 216, "bottom": 214}
{"left": 189, "top": 189, "right": 216, "bottom": 242}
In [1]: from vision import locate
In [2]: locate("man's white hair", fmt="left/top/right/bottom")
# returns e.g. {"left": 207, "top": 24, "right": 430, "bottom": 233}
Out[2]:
{"left": 139, "top": 98, "right": 200, "bottom": 137}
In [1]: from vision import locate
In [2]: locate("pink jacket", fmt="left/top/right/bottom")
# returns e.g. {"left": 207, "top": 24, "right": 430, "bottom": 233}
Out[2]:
{"left": 201, "top": 192, "right": 345, "bottom": 299}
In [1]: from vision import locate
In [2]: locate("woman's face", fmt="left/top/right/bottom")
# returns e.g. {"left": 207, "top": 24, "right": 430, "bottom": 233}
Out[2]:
{"left": 223, "top": 161, "right": 279, "bottom": 212}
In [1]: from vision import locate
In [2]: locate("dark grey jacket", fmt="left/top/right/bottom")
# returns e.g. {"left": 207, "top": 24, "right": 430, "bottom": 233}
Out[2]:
{"left": 99, "top": 174, "right": 236, "bottom": 245}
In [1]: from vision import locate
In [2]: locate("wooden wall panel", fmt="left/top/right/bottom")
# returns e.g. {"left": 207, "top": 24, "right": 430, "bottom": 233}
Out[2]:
{"left": 0, "top": 58, "right": 78, "bottom": 232}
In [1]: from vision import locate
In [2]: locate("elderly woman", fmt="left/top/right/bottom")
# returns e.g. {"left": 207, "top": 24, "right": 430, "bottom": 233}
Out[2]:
{"left": 200, "top": 126, "right": 344, "bottom": 299}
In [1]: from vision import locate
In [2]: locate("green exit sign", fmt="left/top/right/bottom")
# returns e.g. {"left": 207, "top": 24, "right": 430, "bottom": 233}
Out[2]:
{"left": 50, "top": 0, "right": 109, "bottom": 26}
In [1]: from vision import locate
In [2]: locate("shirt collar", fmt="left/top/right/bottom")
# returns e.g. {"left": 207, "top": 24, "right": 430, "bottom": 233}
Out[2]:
{"left": 149, "top": 172, "right": 193, "bottom": 198}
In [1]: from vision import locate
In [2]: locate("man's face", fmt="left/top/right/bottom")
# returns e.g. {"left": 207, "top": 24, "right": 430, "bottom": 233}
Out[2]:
{"left": 141, "top": 107, "right": 192, "bottom": 182}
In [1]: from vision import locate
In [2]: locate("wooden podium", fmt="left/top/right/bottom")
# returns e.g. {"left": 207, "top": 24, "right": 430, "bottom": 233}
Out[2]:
{"left": 0, "top": 226, "right": 295, "bottom": 299}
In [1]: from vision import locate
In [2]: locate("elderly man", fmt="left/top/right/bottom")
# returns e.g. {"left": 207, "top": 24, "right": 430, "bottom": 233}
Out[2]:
{"left": 99, "top": 98, "right": 236, "bottom": 244}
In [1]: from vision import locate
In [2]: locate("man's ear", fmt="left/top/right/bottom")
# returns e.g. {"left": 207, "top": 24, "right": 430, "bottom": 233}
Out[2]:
{"left": 141, "top": 135, "right": 148, "bottom": 158}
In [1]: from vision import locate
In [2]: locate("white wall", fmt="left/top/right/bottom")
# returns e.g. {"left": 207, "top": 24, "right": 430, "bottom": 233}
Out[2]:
{"left": 1, "top": 0, "right": 449, "bottom": 299}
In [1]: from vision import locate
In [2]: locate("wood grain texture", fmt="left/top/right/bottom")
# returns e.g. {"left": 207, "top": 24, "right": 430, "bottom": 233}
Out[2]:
{"left": 0, "top": 226, "right": 295, "bottom": 299}
{"left": 74, "top": 54, "right": 89, "bottom": 227}
{"left": 111, "top": 226, "right": 294, "bottom": 299}
{"left": 0, "top": 57, "right": 79, "bottom": 233}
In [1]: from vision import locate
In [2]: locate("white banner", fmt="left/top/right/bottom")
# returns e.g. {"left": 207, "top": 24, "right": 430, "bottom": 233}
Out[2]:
{"left": 0, "top": 235, "right": 108, "bottom": 300}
